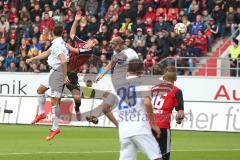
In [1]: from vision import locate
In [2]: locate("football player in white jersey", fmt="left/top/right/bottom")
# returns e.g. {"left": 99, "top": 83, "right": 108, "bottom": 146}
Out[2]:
{"left": 26, "top": 25, "right": 69, "bottom": 141}
{"left": 86, "top": 36, "right": 139, "bottom": 124}
{"left": 103, "top": 59, "right": 163, "bottom": 160}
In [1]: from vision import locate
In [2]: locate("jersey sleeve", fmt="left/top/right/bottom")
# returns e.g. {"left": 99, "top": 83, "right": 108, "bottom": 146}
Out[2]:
{"left": 175, "top": 90, "right": 184, "bottom": 111}
{"left": 52, "top": 44, "right": 65, "bottom": 57}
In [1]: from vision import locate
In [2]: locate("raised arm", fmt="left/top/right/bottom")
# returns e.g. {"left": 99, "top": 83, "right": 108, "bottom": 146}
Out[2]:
{"left": 26, "top": 48, "right": 51, "bottom": 64}
{"left": 70, "top": 14, "right": 82, "bottom": 40}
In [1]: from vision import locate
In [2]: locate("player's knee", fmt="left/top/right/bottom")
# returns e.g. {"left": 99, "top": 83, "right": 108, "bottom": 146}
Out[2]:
{"left": 102, "top": 91, "right": 110, "bottom": 98}
{"left": 73, "top": 95, "right": 81, "bottom": 102}
{"left": 102, "top": 104, "right": 111, "bottom": 114}
{"left": 37, "top": 85, "right": 47, "bottom": 94}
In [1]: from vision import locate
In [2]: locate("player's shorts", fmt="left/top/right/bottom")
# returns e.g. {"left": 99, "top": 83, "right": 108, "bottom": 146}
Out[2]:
{"left": 119, "top": 134, "right": 162, "bottom": 160}
{"left": 66, "top": 71, "right": 80, "bottom": 91}
{"left": 155, "top": 128, "right": 171, "bottom": 160}
{"left": 48, "top": 69, "right": 65, "bottom": 98}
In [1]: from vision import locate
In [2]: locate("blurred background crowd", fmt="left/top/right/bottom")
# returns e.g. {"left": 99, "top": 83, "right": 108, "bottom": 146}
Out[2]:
{"left": 0, "top": 0, "right": 239, "bottom": 75}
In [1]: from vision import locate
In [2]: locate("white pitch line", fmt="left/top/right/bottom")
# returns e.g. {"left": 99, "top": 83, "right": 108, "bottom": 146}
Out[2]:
{"left": 0, "top": 149, "right": 240, "bottom": 156}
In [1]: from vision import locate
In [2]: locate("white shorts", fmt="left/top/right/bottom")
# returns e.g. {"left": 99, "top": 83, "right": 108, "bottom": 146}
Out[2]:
{"left": 41, "top": 69, "right": 64, "bottom": 98}
{"left": 119, "top": 134, "right": 162, "bottom": 160}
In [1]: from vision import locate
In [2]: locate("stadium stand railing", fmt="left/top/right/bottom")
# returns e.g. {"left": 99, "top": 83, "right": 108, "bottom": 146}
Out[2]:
{"left": 157, "top": 57, "right": 240, "bottom": 77}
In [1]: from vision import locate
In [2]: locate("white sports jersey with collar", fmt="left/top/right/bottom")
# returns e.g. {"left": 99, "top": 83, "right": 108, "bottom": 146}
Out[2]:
{"left": 47, "top": 37, "right": 69, "bottom": 69}
{"left": 112, "top": 48, "right": 138, "bottom": 74}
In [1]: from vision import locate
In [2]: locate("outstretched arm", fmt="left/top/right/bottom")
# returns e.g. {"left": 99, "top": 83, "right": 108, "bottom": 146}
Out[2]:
{"left": 70, "top": 14, "right": 82, "bottom": 40}
{"left": 26, "top": 48, "right": 51, "bottom": 64}
{"left": 96, "top": 60, "right": 115, "bottom": 82}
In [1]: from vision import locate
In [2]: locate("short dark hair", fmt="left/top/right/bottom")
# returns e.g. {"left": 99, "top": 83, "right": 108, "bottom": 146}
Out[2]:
{"left": 163, "top": 66, "right": 177, "bottom": 82}
{"left": 53, "top": 25, "right": 63, "bottom": 37}
{"left": 128, "top": 59, "right": 144, "bottom": 74}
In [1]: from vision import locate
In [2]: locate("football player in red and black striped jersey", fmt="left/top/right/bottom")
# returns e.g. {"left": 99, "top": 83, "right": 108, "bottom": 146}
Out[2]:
{"left": 152, "top": 66, "right": 185, "bottom": 160}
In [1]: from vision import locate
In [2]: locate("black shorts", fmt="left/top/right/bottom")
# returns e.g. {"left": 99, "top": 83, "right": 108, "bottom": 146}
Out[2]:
{"left": 155, "top": 128, "right": 171, "bottom": 160}
{"left": 66, "top": 71, "right": 80, "bottom": 91}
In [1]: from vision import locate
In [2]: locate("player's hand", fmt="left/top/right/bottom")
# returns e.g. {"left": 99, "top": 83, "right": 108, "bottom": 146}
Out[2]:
{"left": 83, "top": 39, "right": 96, "bottom": 49}
{"left": 152, "top": 125, "right": 161, "bottom": 138}
{"left": 95, "top": 74, "right": 104, "bottom": 82}
{"left": 26, "top": 58, "right": 33, "bottom": 64}
{"left": 64, "top": 76, "right": 70, "bottom": 85}
{"left": 75, "top": 14, "right": 82, "bottom": 21}
{"left": 176, "top": 115, "right": 184, "bottom": 124}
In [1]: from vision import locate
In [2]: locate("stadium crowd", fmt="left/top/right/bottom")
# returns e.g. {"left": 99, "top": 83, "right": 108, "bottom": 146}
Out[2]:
{"left": 0, "top": 0, "right": 238, "bottom": 75}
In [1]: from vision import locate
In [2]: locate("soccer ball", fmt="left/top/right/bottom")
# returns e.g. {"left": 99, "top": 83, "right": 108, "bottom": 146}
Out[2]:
{"left": 174, "top": 23, "right": 187, "bottom": 34}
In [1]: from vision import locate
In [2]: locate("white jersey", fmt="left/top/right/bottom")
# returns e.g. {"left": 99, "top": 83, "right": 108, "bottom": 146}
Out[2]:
{"left": 47, "top": 37, "right": 69, "bottom": 69}
{"left": 114, "top": 76, "right": 152, "bottom": 140}
{"left": 111, "top": 48, "right": 138, "bottom": 74}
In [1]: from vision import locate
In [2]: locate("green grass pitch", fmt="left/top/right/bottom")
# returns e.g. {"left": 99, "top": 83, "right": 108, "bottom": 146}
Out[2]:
{"left": 0, "top": 125, "right": 239, "bottom": 160}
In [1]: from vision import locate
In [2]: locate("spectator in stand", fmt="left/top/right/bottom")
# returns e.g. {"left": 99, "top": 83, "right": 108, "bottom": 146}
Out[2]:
{"left": 193, "top": 30, "right": 207, "bottom": 56}
{"left": 167, "top": 8, "right": 178, "bottom": 22}
{"left": 133, "top": 28, "right": 146, "bottom": 48}
{"left": 232, "top": 7, "right": 240, "bottom": 37}
{"left": 7, "top": 39, "right": 18, "bottom": 55}
{"left": 226, "top": 7, "right": 235, "bottom": 35}
{"left": 40, "top": 12, "right": 54, "bottom": 33}
{"left": 39, "top": 63, "right": 48, "bottom": 72}
{"left": 3, "top": 50, "right": 19, "bottom": 70}
{"left": 205, "top": 18, "right": 219, "bottom": 51}
{"left": 177, "top": 42, "right": 195, "bottom": 75}
{"left": 109, "top": 15, "right": 120, "bottom": 33}
{"left": 97, "top": 24, "right": 110, "bottom": 43}
{"left": 119, "top": 16, "right": 133, "bottom": 34}
{"left": 39, "top": 28, "right": 51, "bottom": 45}
{"left": 52, "top": 0, "right": 63, "bottom": 12}
{"left": 191, "top": 14, "right": 204, "bottom": 35}
{"left": 104, "top": 4, "right": 118, "bottom": 22}
{"left": 86, "top": 0, "right": 98, "bottom": 16}
{"left": 156, "top": 30, "right": 169, "bottom": 59}
{"left": 136, "top": 3, "right": 146, "bottom": 18}
{"left": 154, "top": 16, "right": 171, "bottom": 33}
{"left": 31, "top": 3, "right": 42, "bottom": 22}
{"left": 0, "top": 37, "right": 7, "bottom": 56}
{"left": 143, "top": 6, "right": 156, "bottom": 30}
{"left": 62, "top": 0, "right": 73, "bottom": 10}
{"left": 7, "top": 62, "right": 17, "bottom": 72}
{"left": 146, "top": 28, "right": 157, "bottom": 49}
{"left": 0, "top": 60, "right": 4, "bottom": 71}
{"left": 211, "top": 4, "right": 226, "bottom": 37}
{"left": 144, "top": 54, "right": 156, "bottom": 75}
{"left": 0, "top": 15, "right": 10, "bottom": 35}
{"left": 132, "top": 17, "right": 145, "bottom": 33}
{"left": 9, "top": 6, "right": 18, "bottom": 25}
{"left": 18, "top": 60, "right": 28, "bottom": 72}
{"left": 124, "top": 38, "right": 133, "bottom": 48}
{"left": 28, "top": 37, "right": 42, "bottom": 57}
{"left": 87, "top": 15, "right": 99, "bottom": 37}
{"left": 188, "top": 1, "right": 201, "bottom": 22}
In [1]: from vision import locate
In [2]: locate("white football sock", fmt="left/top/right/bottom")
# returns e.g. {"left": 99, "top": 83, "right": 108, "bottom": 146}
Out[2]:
{"left": 37, "top": 94, "right": 46, "bottom": 115}
{"left": 51, "top": 104, "right": 60, "bottom": 131}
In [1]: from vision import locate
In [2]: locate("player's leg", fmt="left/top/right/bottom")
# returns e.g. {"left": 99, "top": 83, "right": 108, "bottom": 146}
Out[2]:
{"left": 70, "top": 88, "right": 81, "bottom": 121}
{"left": 32, "top": 85, "right": 49, "bottom": 124}
{"left": 132, "top": 134, "right": 162, "bottom": 160}
{"left": 119, "top": 137, "right": 137, "bottom": 160}
{"left": 66, "top": 71, "right": 82, "bottom": 121}
{"left": 46, "top": 69, "right": 64, "bottom": 141}
{"left": 155, "top": 128, "right": 171, "bottom": 160}
{"left": 46, "top": 96, "right": 61, "bottom": 141}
